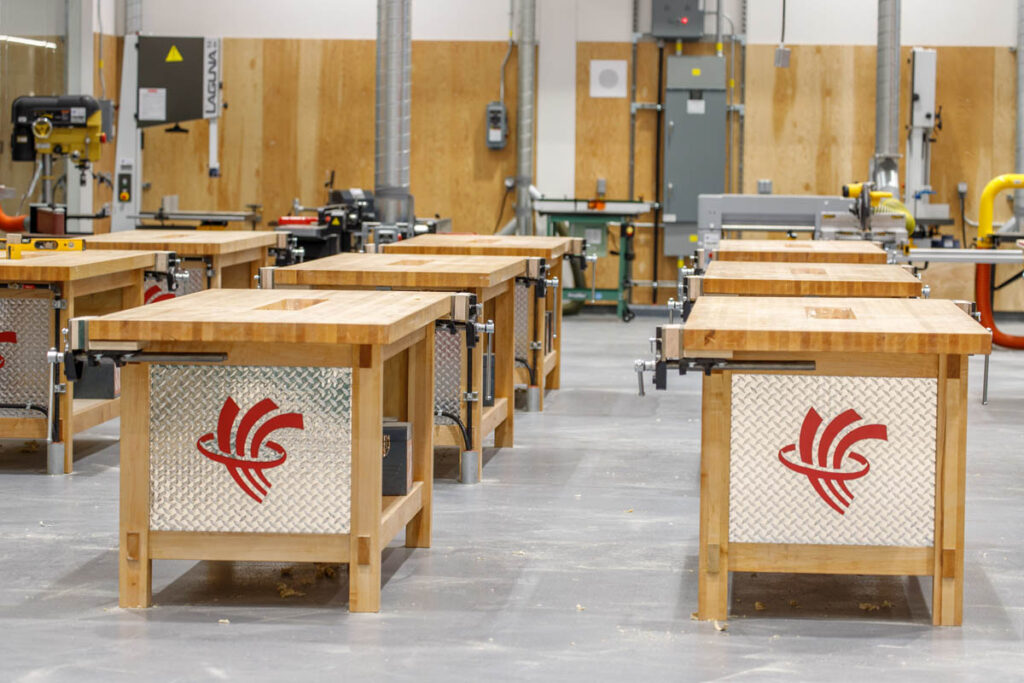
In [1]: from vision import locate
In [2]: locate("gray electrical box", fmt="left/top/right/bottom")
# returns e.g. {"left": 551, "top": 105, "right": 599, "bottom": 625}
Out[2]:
{"left": 661, "top": 55, "right": 726, "bottom": 256}
{"left": 651, "top": 0, "right": 703, "bottom": 40}
{"left": 485, "top": 101, "right": 507, "bottom": 150}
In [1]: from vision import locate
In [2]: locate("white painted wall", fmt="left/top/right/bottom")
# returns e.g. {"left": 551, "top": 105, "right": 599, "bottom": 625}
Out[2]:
{"left": 0, "top": 0, "right": 66, "bottom": 36}
{"left": 748, "top": 0, "right": 1019, "bottom": 46}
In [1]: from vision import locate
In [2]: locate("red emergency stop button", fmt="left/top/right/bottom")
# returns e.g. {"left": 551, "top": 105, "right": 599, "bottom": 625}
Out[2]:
{"left": 680, "top": 16, "right": 689, "bottom": 23}
{"left": 119, "top": 191, "right": 130, "bottom": 201}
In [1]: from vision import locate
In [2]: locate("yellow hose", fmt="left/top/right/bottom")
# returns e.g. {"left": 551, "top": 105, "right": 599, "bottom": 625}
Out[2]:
{"left": 977, "top": 173, "right": 1024, "bottom": 247}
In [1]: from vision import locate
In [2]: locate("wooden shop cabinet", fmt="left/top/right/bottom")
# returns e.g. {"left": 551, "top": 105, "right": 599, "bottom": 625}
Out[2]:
{"left": 685, "top": 296, "right": 990, "bottom": 626}
{"left": 265, "top": 252, "right": 526, "bottom": 482}
{"left": 76, "top": 289, "right": 451, "bottom": 612}
{"left": 383, "top": 233, "right": 578, "bottom": 410}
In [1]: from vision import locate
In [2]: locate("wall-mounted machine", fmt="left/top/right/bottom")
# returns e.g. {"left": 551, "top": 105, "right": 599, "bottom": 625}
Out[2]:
{"left": 112, "top": 35, "right": 224, "bottom": 232}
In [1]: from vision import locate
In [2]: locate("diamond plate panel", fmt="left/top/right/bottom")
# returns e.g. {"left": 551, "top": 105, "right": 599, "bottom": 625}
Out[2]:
{"left": 514, "top": 281, "right": 530, "bottom": 359}
{"left": 149, "top": 364, "right": 352, "bottom": 534}
{"left": 0, "top": 295, "right": 51, "bottom": 418}
{"left": 434, "top": 327, "right": 463, "bottom": 426}
{"left": 144, "top": 264, "right": 207, "bottom": 304}
{"left": 729, "top": 374, "right": 937, "bottom": 547}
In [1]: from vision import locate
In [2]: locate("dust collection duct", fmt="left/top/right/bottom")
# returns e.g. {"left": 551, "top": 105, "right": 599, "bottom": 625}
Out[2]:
{"left": 515, "top": 0, "right": 536, "bottom": 235}
{"left": 872, "top": 0, "right": 901, "bottom": 198}
{"left": 375, "top": 0, "right": 414, "bottom": 227}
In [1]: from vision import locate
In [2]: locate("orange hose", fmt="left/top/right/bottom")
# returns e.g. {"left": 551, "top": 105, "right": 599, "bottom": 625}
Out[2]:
{"left": 0, "top": 204, "right": 27, "bottom": 232}
{"left": 975, "top": 263, "right": 1024, "bottom": 348}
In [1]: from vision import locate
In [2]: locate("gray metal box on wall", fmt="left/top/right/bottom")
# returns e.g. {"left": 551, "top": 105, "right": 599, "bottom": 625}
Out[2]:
{"left": 651, "top": 0, "right": 703, "bottom": 40}
{"left": 662, "top": 55, "right": 726, "bottom": 257}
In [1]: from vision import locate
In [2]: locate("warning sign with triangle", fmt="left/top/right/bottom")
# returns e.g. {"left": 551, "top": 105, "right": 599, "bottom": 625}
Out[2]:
{"left": 331, "top": 217, "right": 341, "bottom": 226}
{"left": 165, "top": 45, "right": 183, "bottom": 63}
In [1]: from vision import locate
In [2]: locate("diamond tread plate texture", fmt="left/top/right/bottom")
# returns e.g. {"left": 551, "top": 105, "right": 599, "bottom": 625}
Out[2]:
{"left": 149, "top": 364, "right": 352, "bottom": 534}
{"left": 729, "top": 374, "right": 937, "bottom": 547}
{"left": 0, "top": 295, "right": 51, "bottom": 418}
{"left": 514, "top": 282, "right": 530, "bottom": 359}
{"left": 144, "top": 264, "right": 206, "bottom": 303}
{"left": 434, "top": 327, "right": 463, "bottom": 425}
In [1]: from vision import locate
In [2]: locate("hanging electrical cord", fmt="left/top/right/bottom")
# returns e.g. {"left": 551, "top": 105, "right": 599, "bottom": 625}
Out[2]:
{"left": 493, "top": 185, "right": 512, "bottom": 232}
{"left": 436, "top": 409, "right": 472, "bottom": 451}
{"left": 17, "top": 160, "right": 43, "bottom": 213}
{"left": 780, "top": 0, "right": 787, "bottom": 44}
{"left": 498, "top": 0, "right": 513, "bottom": 104}
{"left": 515, "top": 356, "right": 536, "bottom": 385}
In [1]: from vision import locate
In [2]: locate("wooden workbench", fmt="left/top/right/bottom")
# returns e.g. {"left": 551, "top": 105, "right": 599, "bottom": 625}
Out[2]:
{"left": 83, "top": 288, "right": 449, "bottom": 612}
{"left": 271, "top": 253, "right": 525, "bottom": 480}
{"left": 685, "top": 297, "right": 990, "bottom": 626}
{"left": 714, "top": 239, "right": 889, "bottom": 264}
{"left": 0, "top": 250, "right": 165, "bottom": 473}
{"left": 702, "top": 261, "right": 923, "bottom": 298}
{"left": 84, "top": 230, "right": 281, "bottom": 296}
{"left": 383, "top": 234, "right": 572, "bottom": 409}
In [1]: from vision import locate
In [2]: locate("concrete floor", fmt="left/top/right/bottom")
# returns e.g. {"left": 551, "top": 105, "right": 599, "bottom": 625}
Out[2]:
{"left": 1, "top": 312, "right": 1022, "bottom": 681}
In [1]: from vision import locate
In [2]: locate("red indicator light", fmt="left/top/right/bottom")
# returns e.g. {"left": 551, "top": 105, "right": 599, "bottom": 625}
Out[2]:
{"left": 680, "top": 16, "right": 689, "bottom": 24}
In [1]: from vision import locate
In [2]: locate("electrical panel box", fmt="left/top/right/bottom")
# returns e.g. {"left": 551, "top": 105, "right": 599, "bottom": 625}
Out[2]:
{"left": 651, "top": 0, "right": 703, "bottom": 40}
{"left": 661, "top": 55, "right": 726, "bottom": 256}
{"left": 910, "top": 47, "right": 937, "bottom": 129}
{"left": 485, "top": 101, "right": 508, "bottom": 150}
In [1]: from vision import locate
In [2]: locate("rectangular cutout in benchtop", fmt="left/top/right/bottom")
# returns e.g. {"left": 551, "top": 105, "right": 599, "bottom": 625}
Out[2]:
{"left": 805, "top": 306, "right": 856, "bottom": 320}
{"left": 257, "top": 298, "right": 327, "bottom": 312}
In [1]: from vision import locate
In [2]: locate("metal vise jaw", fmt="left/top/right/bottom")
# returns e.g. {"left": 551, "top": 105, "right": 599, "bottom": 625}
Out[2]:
{"left": 146, "top": 251, "right": 190, "bottom": 294}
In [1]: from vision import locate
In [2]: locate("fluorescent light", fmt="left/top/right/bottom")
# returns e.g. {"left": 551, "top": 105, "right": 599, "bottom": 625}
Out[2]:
{"left": 0, "top": 36, "right": 58, "bottom": 50}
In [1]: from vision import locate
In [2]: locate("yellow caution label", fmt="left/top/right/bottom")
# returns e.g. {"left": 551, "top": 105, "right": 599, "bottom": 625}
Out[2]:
{"left": 165, "top": 45, "right": 184, "bottom": 63}
{"left": 715, "top": 42, "right": 724, "bottom": 53}
{"left": 689, "top": 234, "right": 698, "bottom": 242}
{"left": 331, "top": 217, "right": 341, "bottom": 226}
{"left": 677, "top": 258, "right": 685, "bottom": 269}
{"left": 729, "top": 78, "right": 735, "bottom": 88}
{"left": 691, "top": 67, "right": 701, "bottom": 76}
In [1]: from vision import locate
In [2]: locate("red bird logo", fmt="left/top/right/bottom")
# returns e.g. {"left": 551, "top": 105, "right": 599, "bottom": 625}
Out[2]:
{"left": 778, "top": 408, "right": 888, "bottom": 515}
{"left": 0, "top": 331, "right": 16, "bottom": 369}
{"left": 144, "top": 285, "right": 177, "bottom": 305}
{"left": 196, "top": 397, "right": 305, "bottom": 503}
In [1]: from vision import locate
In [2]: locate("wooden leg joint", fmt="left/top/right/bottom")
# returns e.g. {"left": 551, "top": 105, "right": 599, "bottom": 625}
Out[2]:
{"left": 357, "top": 535, "right": 371, "bottom": 565}
{"left": 706, "top": 543, "right": 721, "bottom": 573}
{"left": 942, "top": 549, "right": 956, "bottom": 579}
{"left": 126, "top": 532, "right": 140, "bottom": 561}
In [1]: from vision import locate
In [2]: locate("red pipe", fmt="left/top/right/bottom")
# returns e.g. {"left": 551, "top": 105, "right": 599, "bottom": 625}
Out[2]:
{"left": 0, "top": 205, "right": 27, "bottom": 232}
{"left": 975, "top": 262, "right": 1024, "bottom": 348}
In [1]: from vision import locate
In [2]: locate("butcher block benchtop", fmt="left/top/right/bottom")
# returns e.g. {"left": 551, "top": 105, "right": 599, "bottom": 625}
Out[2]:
{"left": 274, "top": 253, "right": 526, "bottom": 289}
{"left": 714, "top": 239, "right": 888, "bottom": 264}
{"left": 83, "top": 229, "right": 278, "bottom": 256}
{"left": 383, "top": 233, "right": 571, "bottom": 259}
{"left": 702, "top": 261, "right": 923, "bottom": 298}
{"left": 86, "top": 289, "right": 452, "bottom": 346}
{"left": 683, "top": 296, "right": 991, "bottom": 355}
{"left": 0, "top": 250, "right": 162, "bottom": 281}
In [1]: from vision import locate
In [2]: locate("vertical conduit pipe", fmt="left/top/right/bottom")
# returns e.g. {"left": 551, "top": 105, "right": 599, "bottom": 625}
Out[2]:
{"left": 515, "top": 0, "right": 536, "bottom": 235}
{"left": 375, "top": 0, "right": 413, "bottom": 228}
{"left": 873, "top": 0, "right": 901, "bottom": 197}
